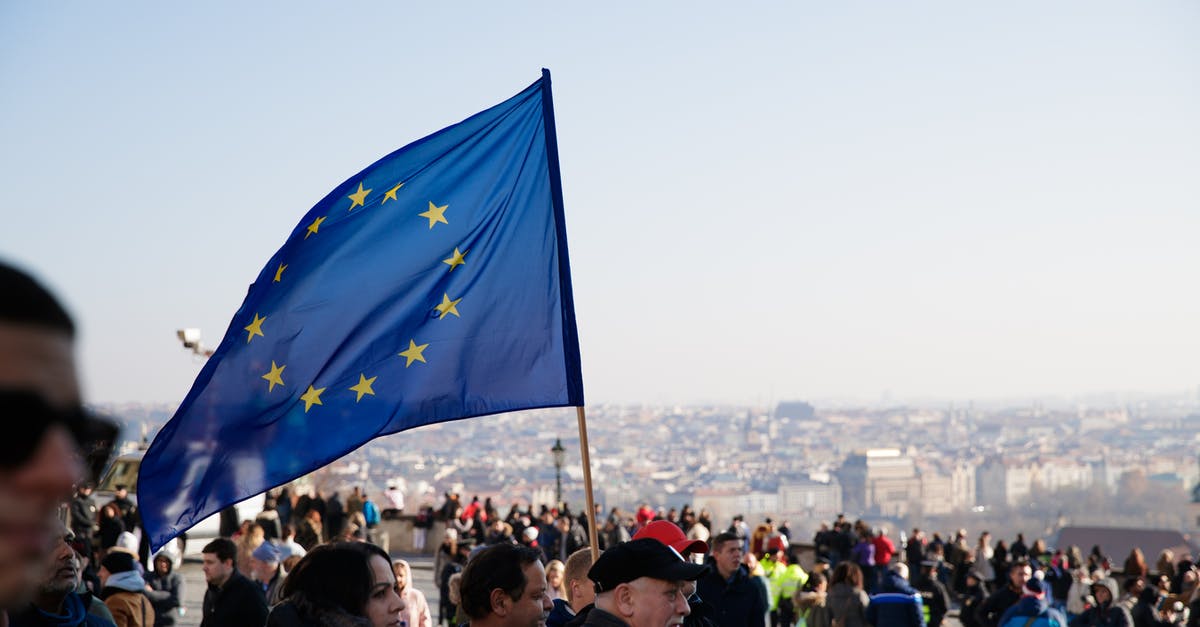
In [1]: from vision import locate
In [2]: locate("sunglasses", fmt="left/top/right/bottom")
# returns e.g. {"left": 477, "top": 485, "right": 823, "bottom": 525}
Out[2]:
{"left": 1, "top": 389, "right": 119, "bottom": 485}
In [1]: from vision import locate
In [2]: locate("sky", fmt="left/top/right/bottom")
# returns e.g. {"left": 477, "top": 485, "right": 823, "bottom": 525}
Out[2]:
{"left": 2, "top": 1, "right": 1198, "bottom": 407}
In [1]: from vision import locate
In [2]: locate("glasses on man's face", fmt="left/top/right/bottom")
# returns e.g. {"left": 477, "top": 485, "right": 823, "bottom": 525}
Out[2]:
{"left": 0, "top": 389, "right": 119, "bottom": 485}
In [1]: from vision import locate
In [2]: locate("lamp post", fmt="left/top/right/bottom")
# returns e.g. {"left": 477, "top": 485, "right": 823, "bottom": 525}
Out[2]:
{"left": 551, "top": 437, "right": 566, "bottom": 507}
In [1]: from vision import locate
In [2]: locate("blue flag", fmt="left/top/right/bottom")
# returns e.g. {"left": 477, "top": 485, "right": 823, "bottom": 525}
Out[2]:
{"left": 138, "top": 70, "right": 583, "bottom": 550}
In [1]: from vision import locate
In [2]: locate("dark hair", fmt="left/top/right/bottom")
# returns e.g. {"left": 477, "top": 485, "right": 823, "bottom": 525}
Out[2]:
{"left": 0, "top": 262, "right": 74, "bottom": 336}
{"left": 283, "top": 541, "right": 391, "bottom": 617}
{"left": 803, "top": 571, "right": 827, "bottom": 592}
{"left": 711, "top": 531, "right": 741, "bottom": 551}
{"left": 460, "top": 543, "right": 543, "bottom": 619}
{"left": 831, "top": 561, "right": 864, "bottom": 588}
{"left": 202, "top": 538, "right": 237, "bottom": 566}
{"left": 1009, "top": 559, "right": 1031, "bottom": 573}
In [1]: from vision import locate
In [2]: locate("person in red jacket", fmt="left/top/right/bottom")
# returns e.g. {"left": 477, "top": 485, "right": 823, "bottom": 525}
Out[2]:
{"left": 871, "top": 528, "right": 896, "bottom": 592}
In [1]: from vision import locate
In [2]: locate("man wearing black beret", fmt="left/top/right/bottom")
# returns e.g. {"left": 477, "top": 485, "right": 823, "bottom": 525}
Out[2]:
{"left": 582, "top": 538, "right": 708, "bottom": 627}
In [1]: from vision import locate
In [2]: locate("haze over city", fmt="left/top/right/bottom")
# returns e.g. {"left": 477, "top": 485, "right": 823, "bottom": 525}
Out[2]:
{"left": 2, "top": 2, "right": 1198, "bottom": 407}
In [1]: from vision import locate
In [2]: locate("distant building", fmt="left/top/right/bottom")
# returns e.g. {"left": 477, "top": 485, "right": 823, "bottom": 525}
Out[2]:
{"left": 777, "top": 478, "right": 843, "bottom": 523}
{"left": 838, "top": 449, "right": 921, "bottom": 517}
{"left": 775, "top": 401, "right": 816, "bottom": 421}
{"left": 692, "top": 489, "right": 779, "bottom": 527}
{"left": 976, "top": 457, "right": 1033, "bottom": 508}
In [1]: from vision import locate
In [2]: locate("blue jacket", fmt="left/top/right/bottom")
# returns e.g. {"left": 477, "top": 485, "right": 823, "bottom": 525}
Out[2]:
{"left": 696, "top": 563, "right": 768, "bottom": 627}
{"left": 997, "top": 596, "right": 1067, "bottom": 627}
{"left": 865, "top": 572, "right": 924, "bottom": 627}
{"left": 547, "top": 598, "right": 576, "bottom": 627}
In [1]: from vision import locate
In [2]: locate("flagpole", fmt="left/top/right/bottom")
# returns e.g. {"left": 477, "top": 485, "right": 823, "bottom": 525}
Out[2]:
{"left": 576, "top": 406, "right": 600, "bottom": 560}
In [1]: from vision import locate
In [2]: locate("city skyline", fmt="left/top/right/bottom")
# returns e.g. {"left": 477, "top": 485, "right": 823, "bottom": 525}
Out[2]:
{"left": 3, "top": 2, "right": 1198, "bottom": 406}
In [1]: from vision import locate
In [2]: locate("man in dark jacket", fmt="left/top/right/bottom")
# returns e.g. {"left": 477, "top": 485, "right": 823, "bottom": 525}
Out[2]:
{"left": 696, "top": 532, "right": 768, "bottom": 627}
{"left": 977, "top": 560, "right": 1032, "bottom": 627}
{"left": 866, "top": 563, "right": 925, "bottom": 627}
{"left": 144, "top": 553, "right": 183, "bottom": 626}
{"left": 914, "top": 561, "right": 951, "bottom": 627}
{"left": 199, "top": 538, "right": 267, "bottom": 627}
{"left": 960, "top": 570, "right": 989, "bottom": 627}
{"left": 70, "top": 485, "right": 99, "bottom": 548}
{"left": 578, "top": 539, "right": 708, "bottom": 627}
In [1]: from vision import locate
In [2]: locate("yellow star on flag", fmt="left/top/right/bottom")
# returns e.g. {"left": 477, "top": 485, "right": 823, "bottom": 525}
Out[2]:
{"left": 442, "top": 247, "right": 467, "bottom": 271}
{"left": 349, "top": 373, "right": 377, "bottom": 402}
{"left": 243, "top": 313, "right": 266, "bottom": 343}
{"left": 435, "top": 293, "right": 462, "bottom": 319}
{"left": 398, "top": 339, "right": 429, "bottom": 367}
{"left": 305, "top": 216, "right": 326, "bottom": 239}
{"left": 261, "top": 361, "right": 286, "bottom": 393}
{"left": 300, "top": 385, "right": 326, "bottom": 412}
{"left": 273, "top": 263, "right": 287, "bottom": 283}
{"left": 419, "top": 201, "right": 449, "bottom": 228}
{"left": 347, "top": 182, "right": 371, "bottom": 210}
{"left": 382, "top": 182, "right": 404, "bottom": 204}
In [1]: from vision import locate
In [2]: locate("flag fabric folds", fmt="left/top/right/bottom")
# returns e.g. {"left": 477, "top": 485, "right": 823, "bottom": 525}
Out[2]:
{"left": 138, "top": 70, "right": 583, "bottom": 551}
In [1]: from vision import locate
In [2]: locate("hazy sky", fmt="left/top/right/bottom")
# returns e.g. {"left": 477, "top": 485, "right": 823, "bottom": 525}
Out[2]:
{"left": 2, "top": 2, "right": 1197, "bottom": 406}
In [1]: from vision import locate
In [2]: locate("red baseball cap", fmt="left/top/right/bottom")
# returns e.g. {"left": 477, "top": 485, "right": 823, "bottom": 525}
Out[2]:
{"left": 633, "top": 520, "right": 709, "bottom": 556}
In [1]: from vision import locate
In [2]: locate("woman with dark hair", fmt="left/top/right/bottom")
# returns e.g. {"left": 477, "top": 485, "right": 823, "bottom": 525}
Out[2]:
{"left": 268, "top": 542, "right": 405, "bottom": 627}
{"left": 826, "top": 561, "right": 870, "bottom": 627}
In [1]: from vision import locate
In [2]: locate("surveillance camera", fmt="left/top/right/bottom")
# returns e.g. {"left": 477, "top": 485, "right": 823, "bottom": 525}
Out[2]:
{"left": 177, "top": 328, "right": 201, "bottom": 348}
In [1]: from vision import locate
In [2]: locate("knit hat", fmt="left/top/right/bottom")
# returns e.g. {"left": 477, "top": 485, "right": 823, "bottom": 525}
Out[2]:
{"left": 101, "top": 551, "right": 137, "bottom": 574}
{"left": 1022, "top": 579, "right": 1045, "bottom": 598}
{"left": 252, "top": 541, "right": 282, "bottom": 564}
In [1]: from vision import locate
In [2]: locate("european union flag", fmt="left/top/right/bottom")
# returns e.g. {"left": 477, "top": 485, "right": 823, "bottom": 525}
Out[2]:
{"left": 138, "top": 70, "right": 583, "bottom": 550}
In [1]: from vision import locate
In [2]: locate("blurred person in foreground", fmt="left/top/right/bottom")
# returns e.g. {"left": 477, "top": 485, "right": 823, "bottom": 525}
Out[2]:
{"left": 268, "top": 542, "right": 405, "bottom": 627}
{"left": 0, "top": 263, "right": 117, "bottom": 623}
{"left": 459, "top": 543, "right": 551, "bottom": 627}
{"left": 9, "top": 519, "right": 116, "bottom": 626}
{"left": 581, "top": 537, "right": 708, "bottom": 627}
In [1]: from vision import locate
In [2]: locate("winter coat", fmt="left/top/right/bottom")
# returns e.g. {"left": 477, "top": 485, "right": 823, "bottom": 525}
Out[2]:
{"left": 1070, "top": 579, "right": 1131, "bottom": 627}
{"left": 10, "top": 591, "right": 117, "bottom": 627}
{"left": 267, "top": 597, "right": 370, "bottom": 627}
{"left": 696, "top": 563, "right": 768, "bottom": 627}
{"left": 143, "top": 567, "right": 183, "bottom": 627}
{"left": 101, "top": 571, "right": 155, "bottom": 627}
{"left": 865, "top": 572, "right": 924, "bottom": 627}
{"left": 996, "top": 596, "right": 1067, "bottom": 627}
{"left": 547, "top": 598, "right": 577, "bottom": 627}
{"left": 201, "top": 571, "right": 268, "bottom": 627}
{"left": 826, "top": 583, "right": 870, "bottom": 627}
{"left": 795, "top": 591, "right": 832, "bottom": 627}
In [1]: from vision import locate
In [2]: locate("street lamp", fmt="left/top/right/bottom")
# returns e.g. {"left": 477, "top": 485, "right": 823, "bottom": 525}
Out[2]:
{"left": 551, "top": 437, "right": 566, "bottom": 507}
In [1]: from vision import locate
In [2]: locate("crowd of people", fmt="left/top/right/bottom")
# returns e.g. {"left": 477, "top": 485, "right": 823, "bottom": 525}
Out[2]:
{"left": 3, "top": 260, "right": 1199, "bottom": 627}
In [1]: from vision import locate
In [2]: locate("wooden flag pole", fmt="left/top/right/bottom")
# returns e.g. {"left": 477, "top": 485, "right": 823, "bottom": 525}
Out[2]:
{"left": 576, "top": 406, "right": 600, "bottom": 560}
